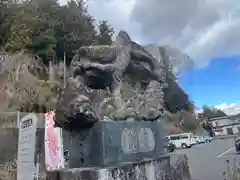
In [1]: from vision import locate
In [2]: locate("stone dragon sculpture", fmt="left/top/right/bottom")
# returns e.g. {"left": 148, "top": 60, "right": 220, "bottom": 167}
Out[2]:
{"left": 55, "top": 31, "right": 166, "bottom": 131}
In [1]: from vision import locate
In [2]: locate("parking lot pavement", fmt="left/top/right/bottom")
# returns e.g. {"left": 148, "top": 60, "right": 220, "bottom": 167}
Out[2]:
{"left": 172, "top": 138, "right": 239, "bottom": 180}
{"left": 217, "top": 147, "right": 235, "bottom": 158}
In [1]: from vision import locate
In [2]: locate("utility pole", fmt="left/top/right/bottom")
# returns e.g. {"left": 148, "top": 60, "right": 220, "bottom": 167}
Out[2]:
{"left": 16, "top": 63, "right": 20, "bottom": 83}
{"left": 63, "top": 52, "right": 66, "bottom": 88}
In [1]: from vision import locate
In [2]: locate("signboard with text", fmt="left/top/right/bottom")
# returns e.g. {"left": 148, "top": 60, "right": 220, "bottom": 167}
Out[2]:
{"left": 17, "top": 113, "right": 38, "bottom": 180}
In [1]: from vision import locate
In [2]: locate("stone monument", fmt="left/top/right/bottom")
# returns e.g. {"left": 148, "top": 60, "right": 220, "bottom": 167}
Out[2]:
{"left": 55, "top": 30, "right": 167, "bottom": 168}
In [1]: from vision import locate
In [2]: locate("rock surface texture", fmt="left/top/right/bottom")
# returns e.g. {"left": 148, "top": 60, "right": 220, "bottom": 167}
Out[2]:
{"left": 55, "top": 31, "right": 169, "bottom": 131}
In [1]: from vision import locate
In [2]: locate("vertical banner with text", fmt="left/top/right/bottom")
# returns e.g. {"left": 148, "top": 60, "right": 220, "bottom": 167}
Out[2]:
{"left": 17, "top": 113, "right": 38, "bottom": 180}
{"left": 44, "top": 111, "right": 65, "bottom": 171}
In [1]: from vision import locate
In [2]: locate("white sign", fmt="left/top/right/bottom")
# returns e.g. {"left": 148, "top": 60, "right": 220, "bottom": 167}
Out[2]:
{"left": 121, "top": 128, "right": 155, "bottom": 154}
{"left": 121, "top": 128, "right": 138, "bottom": 154}
{"left": 44, "top": 111, "right": 65, "bottom": 171}
{"left": 17, "top": 113, "right": 38, "bottom": 180}
{"left": 138, "top": 128, "right": 155, "bottom": 153}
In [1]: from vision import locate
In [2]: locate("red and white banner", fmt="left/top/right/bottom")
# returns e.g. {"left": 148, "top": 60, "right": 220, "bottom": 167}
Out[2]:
{"left": 44, "top": 111, "right": 65, "bottom": 171}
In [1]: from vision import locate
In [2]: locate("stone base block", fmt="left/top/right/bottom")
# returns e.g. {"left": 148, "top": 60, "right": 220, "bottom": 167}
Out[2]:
{"left": 63, "top": 120, "right": 165, "bottom": 168}
{"left": 47, "top": 153, "right": 191, "bottom": 180}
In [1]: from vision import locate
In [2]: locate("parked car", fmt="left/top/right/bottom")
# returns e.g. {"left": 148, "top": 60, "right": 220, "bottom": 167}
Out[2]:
{"left": 193, "top": 136, "right": 205, "bottom": 144}
{"left": 235, "top": 137, "right": 240, "bottom": 153}
{"left": 164, "top": 138, "right": 176, "bottom": 153}
{"left": 203, "top": 136, "right": 214, "bottom": 143}
{"left": 165, "top": 133, "right": 195, "bottom": 149}
{"left": 64, "top": 150, "right": 69, "bottom": 166}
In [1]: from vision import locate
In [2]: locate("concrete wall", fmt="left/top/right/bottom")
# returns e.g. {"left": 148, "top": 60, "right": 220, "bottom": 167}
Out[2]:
{"left": 47, "top": 153, "right": 191, "bottom": 180}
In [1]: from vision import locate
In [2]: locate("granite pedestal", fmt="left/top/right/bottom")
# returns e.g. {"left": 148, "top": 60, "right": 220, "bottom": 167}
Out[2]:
{"left": 63, "top": 120, "right": 165, "bottom": 168}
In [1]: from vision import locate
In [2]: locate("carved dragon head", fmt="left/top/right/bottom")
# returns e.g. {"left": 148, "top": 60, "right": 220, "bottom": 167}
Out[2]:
{"left": 55, "top": 30, "right": 165, "bottom": 131}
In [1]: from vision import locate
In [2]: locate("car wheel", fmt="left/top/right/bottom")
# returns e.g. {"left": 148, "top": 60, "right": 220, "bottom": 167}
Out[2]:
{"left": 168, "top": 148, "right": 174, "bottom": 153}
{"left": 236, "top": 147, "right": 240, "bottom": 153}
{"left": 181, "top": 143, "right": 188, "bottom": 149}
{"left": 235, "top": 143, "right": 240, "bottom": 153}
{"left": 206, "top": 139, "right": 210, "bottom": 143}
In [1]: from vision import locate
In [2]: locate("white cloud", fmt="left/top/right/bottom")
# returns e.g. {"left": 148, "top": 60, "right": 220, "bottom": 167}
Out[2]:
{"left": 214, "top": 103, "right": 240, "bottom": 115}
{"left": 58, "top": 0, "right": 240, "bottom": 70}
{"left": 195, "top": 108, "right": 204, "bottom": 114}
{"left": 87, "top": 0, "right": 142, "bottom": 41}
{"left": 78, "top": 0, "right": 240, "bottom": 67}
{"left": 195, "top": 103, "right": 240, "bottom": 115}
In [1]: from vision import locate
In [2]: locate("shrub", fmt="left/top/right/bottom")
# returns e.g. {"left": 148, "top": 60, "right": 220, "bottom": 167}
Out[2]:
{"left": 223, "top": 158, "right": 240, "bottom": 180}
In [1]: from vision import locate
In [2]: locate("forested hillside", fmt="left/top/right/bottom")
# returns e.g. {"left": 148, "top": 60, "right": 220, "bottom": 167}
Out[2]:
{"left": 0, "top": 0, "right": 114, "bottom": 112}
{"left": 0, "top": 0, "right": 114, "bottom": 65}
{"left": 197, "top": 105, "right": 227, "bottom": 119}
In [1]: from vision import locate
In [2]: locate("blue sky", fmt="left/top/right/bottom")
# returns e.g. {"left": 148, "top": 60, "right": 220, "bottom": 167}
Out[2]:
{"left": 179, "top": 56, "right": 240, "bottom": 108}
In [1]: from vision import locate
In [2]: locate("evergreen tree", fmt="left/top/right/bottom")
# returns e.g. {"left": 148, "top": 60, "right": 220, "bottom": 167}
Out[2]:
{"left": 202, "top": 105, "right": 227, "bottom": 119}
{"left": 0, "top": 0, "right": 114, "bottom": 65}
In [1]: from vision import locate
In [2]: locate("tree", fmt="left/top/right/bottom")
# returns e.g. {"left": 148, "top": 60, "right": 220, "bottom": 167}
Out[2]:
{"left": 184, "top": 101, "right": 195, "bottom": 114}
{"left": 202, "top": 105, "right": 227, "bottom": 119}
{"left": 0, "top": 0, "right": 115, "bottom": 113}
{"left": 160, "top": 45, "right": 192, "bottom": 114}
{"left": 97, "top": 20, "right": 114, "bottom": 45}
{"left": 0, "top": 0, "right": 14, "bottom": 48}
{"left": 0, "top": 0, "right": 115, "bottom": 65}
{"left": 163, "top": 81, "right": 191, "bottom": 113}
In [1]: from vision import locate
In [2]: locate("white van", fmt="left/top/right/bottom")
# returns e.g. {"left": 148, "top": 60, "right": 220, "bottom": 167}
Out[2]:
{"left": 165, "top": 133, "right": 196, "bottom": 149}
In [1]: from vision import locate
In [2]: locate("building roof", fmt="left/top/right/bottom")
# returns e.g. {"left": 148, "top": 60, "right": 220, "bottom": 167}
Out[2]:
{"left": 213, "top": 122, "right": 240, "bottom": 128}
{"left": 209, "top": 114, "right": 240, "bottom": 121}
